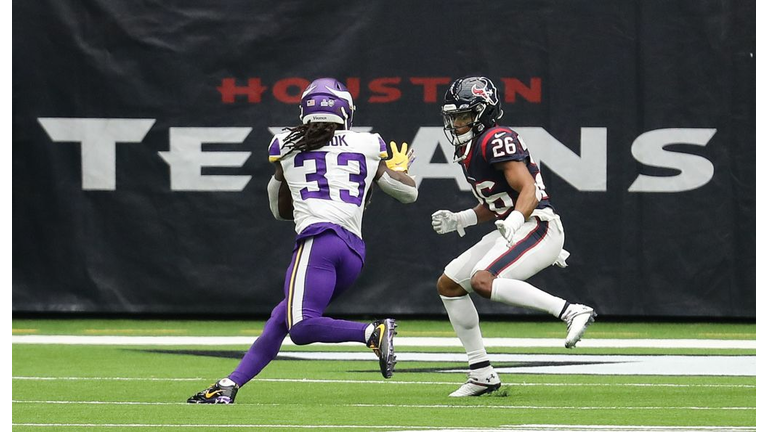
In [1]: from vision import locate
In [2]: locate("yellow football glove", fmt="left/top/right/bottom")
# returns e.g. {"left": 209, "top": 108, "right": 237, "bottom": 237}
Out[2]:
{"left": 385, "top": 141, "right": 415, "bottom": 173}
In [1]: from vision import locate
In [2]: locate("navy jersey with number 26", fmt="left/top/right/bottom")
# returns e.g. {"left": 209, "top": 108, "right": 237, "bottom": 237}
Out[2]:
{"left": 460, "top": 126, "right": 552, "bottom": 219}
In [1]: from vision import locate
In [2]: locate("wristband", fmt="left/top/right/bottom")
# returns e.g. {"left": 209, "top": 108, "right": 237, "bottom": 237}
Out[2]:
{"left": 456, "top": 209, "right": 478, "bottom": 228}
{"left": 506, "top": 210, "right": 525, "bottom": 232}
{"left": 455, "top": 209, "right": 477, "bottom": 237}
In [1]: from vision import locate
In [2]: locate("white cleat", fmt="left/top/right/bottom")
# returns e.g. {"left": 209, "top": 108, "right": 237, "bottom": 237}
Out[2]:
{"left": 449, "top": 371, "right": 501, "bottom": 397}
{"left": 562, "top": 303, "right": 597, "bottom": 348}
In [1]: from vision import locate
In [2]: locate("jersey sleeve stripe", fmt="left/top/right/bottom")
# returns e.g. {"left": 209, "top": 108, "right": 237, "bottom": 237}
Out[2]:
{"left": 268, "top": 136, "right": 281, "bottom": 161}
{"left": 378, "top": 136, "right": 388, "bottom": 160}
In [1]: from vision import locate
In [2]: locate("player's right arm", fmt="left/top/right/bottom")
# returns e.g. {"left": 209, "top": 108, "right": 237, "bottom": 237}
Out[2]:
{"left": 267, "top": 162, "right": 293, "bottom": 221}
{"left": 471, "top": 203, "right": 497, "bottom": 223}
{"left": 431, "top": 203, "right": 494, "bottom": 237}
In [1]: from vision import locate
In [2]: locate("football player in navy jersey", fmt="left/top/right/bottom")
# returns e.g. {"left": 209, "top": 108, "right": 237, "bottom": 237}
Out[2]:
{"left": 431, "top": 76, "right": 596, "bottom": 397}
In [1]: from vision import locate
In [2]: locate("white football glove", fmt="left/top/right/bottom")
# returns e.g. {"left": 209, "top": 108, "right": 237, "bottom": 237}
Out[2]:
{"left": 495, "top": 210, "right": 526, "bottom": 246}
{"left": 431, "top": 209, "right": 477, "bottom": 237}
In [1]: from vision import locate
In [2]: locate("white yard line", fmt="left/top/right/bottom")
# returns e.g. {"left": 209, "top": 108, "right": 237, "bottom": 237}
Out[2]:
{"left": 10, "top": 426, "right": 755, "bottom": 432}
{"left": 508, "top": 427, "right": 755, "bottom": 431}
{"left": 11, "top": 349, "right": 756, "bottom": 376}
{"left": 10, "top": 335, "right": 756, "bottom": 349}
{"left": 351, "top": 403, "right": 755, "bottom": 411}
{"left": 11, "top": 376, "right": 755, "bottom": 388}
{"left": 278, "top": 352, "right": 755, "bottom": 376}
{"left": 8, "top": 424, "right": 463, "bottom": 430}
{"left": 8, "top": 426, "right": 756, "bottom": 432}
{"left": 11, "top": 400, "right": 755, "bottom": 411}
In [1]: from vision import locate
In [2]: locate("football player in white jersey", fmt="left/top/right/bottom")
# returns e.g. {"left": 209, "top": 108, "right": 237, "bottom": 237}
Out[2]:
{"left": 431, "top": 76, "right": 596, "bottom": 397}
{"left": 188, "top": 78, "right": 417, "bottom": 404}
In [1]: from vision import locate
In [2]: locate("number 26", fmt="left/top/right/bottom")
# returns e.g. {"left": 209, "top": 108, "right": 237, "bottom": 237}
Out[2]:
{"left": 491, "top": 136, "right": 517, "bottom": 158}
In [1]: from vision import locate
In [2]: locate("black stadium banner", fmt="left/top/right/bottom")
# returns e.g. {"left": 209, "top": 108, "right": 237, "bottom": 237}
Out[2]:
{"left": 13, "top": 0, "right": 755, "bottom": 318}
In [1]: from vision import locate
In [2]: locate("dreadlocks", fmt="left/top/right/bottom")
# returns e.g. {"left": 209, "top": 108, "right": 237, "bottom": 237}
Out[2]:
{"left": 282, "top": 122, "right": 339, "bottom": 155}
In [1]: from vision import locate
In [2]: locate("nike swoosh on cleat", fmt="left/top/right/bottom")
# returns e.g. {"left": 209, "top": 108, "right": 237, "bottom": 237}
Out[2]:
{"left": 204, "top": 390, "right": 221, "bottom": 399}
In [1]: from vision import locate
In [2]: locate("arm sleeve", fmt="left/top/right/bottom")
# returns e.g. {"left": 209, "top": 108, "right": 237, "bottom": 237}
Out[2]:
{"left": 375, "top": 171, "right": 418, "bottom": 203}
{"left": 267, "top": 175, "right": 289, "bottom": 220}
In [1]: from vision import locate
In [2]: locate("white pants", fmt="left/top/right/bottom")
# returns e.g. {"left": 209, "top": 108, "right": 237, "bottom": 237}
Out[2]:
{"left": 444, "top": 208, "right": 566, "bottom": 293}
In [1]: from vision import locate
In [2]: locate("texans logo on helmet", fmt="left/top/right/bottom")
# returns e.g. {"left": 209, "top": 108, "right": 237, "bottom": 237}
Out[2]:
{"left": 471, "top": 83, "right": 496, "bottom": 105}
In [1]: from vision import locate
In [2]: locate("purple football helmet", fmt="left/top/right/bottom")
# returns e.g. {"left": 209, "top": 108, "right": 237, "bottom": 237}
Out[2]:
{"left": 299, "top": 78, "right": 355, "bottom": 129}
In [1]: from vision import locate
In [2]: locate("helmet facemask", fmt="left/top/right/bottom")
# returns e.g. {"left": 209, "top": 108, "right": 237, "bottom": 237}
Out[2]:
{"left": 442, "top": 103, "right": 487, "bottom": 162}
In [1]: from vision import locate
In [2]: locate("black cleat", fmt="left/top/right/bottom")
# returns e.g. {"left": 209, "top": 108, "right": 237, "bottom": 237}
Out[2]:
{"left": 367, "top": 318, "right": 397, "bottom": 379}
{"left": 187, "top": 378, "right": 239, "bottom": 404}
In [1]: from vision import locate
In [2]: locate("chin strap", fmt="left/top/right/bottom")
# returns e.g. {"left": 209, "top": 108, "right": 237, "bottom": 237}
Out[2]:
{"left": 454, "top": 142, "right": 472, "bottom": 162}
{"left": 452, "top": 130, "right": 475, "bottom": 162}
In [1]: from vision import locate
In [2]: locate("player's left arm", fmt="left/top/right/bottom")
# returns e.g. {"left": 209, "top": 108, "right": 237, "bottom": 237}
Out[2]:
{"left": 373, "top": 141, "right": 418, "bottom": 203}
{"left": 497, "top": 160, "right": 538, "bottom": 219}
{"left": 493, "top": 160, "right": 538, "bottom": 243}
{"left": 374, "top": 160, "right": 418, "bottom": 203}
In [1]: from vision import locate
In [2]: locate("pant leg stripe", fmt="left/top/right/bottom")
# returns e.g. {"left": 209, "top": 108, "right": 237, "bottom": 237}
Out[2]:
{"left": 287, "top": 237, "right": 313, "bottom": 329}
{"left": 286, "top": 242, "right": 303, "bottom": 328}
{"left": 486, "top": 219, "right": 549, "bottom": 276}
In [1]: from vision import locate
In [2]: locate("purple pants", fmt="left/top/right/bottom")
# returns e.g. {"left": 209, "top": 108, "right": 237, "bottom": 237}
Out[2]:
{"left": 229, "top": 225, "right": 369, "bottom": 386}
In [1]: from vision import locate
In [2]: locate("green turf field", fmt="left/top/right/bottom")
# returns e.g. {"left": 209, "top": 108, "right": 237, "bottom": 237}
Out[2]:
{"left": 12, "top": 319, "right": 756, "bottom": 431}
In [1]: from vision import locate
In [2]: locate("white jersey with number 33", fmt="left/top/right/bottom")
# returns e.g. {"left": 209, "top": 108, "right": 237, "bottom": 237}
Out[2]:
{"left": 268, "top": 130, "right": 388, "bottom": 239}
